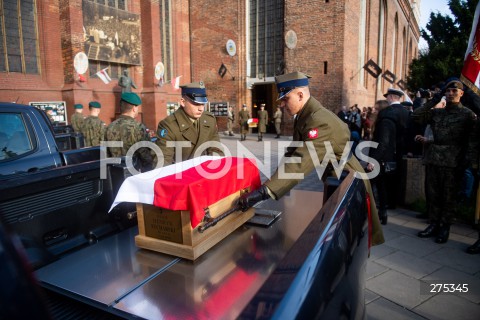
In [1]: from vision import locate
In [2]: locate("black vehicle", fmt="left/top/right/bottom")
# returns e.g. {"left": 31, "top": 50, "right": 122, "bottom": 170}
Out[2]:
{"left": 0, "top": 103, "right": 371, "bottom": 319}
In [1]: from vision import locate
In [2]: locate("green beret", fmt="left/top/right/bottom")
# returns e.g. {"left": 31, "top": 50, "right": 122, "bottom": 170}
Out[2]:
{"left": 74, "top": 104, "right": 83, "bottom": 109}
{"left": 45, "top": 106, "right": 53, "bottom": 111}
{"left": 89, "top": 101, "right": 101, "bottom": 108}
{"left": 121, "top": 92, "right": 142, "bottom": 106}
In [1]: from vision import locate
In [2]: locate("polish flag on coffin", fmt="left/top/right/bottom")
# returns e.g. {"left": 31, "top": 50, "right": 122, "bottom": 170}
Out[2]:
{"left": 110, "top": 156, "right": 261, "bottom": 228}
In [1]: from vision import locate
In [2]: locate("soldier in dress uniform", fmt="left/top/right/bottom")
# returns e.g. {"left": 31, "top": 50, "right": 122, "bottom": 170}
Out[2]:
{"left": 82, "top": 101, "right": 106, "bottom": 147}
{"left": 105, "top": 92, "right": 153, "bottom": 172}
{"left": 155, "top": 81, "right": 224, "bottom": 166}
{"left": 413, "top": 79, "right": 477, "bottom": 244}
{"left": 257, "top": 103, "right": 268, "bottom": 141}
{"left": 238, "top": 104, "right": 250, "bottom": 141}
{"left": 70, "top": 104, "right": 85, "bottom": 133}
{"left": 227, "top": 105, "right": 235, "bottom": 136}
{"left": 237, "top": 71, "right": 384, "bottom": 246}
{"left": 273, "top": 106, "right": 283, "bottom": 138}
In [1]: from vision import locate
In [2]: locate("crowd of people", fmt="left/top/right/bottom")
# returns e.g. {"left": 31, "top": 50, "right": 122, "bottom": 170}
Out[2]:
{"left": 337, "top": 80, "right": 480, "bottom": 254}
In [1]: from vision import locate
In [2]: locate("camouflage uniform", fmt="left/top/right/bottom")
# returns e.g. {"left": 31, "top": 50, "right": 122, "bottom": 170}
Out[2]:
{"left": 82, "top": 116, "right": 106, "bottom": 147}
{"left": 105, "top": 115, "right": 153, "bottom": 170}
{"left": 71, "top": 113, "right": 85, "bottom": 133}
{"left": 412, "top": 94, "right": 477, "bottom": 225}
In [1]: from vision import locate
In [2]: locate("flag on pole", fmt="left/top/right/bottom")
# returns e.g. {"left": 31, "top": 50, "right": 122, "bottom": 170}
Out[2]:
{"left": 461, "top": 1, "right": 480, "bottom": 95}
{"left": 171, "top": 75, "right": 181, "bottom": 90}
{"left": 109, "top": 156, "right": 261, "bottom": 228}
{"left": 96, "top": 68, "right": 111, "bottom": 84}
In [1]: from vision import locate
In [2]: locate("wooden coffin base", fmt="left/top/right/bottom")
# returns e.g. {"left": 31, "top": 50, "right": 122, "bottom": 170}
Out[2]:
{"left": 135, "top": 190, "right": 254, "bottom": 260}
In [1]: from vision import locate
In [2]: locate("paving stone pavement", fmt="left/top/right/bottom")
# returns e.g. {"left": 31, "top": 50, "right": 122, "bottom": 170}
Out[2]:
{"left": 220, "top": 133, "right": 480, "bottom": 320}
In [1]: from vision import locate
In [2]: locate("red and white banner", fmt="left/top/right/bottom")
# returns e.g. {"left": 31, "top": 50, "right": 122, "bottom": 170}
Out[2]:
{"left": 110, "top": 156, "right": 261, "bottom": 228}
{"left": 96, "top": 68, "right": 111, "bottom": 84}
{"left": 461, "top": 1, "right": 480, "bottom": 94}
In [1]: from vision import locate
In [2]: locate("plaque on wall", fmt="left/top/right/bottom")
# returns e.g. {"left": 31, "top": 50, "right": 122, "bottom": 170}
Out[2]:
{"left": 30, "top": 101, "right": 67, "bottom": 124}
{"left": 82, "top": 1, "right": 142, "bottom": 65}
{"left": 209, "top": 102, "right": 229, "bottom": 117}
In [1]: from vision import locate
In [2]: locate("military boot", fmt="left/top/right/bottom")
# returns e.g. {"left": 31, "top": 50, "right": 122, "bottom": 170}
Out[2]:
{"left": 435, "top": 223, "right": 450, "bottom": 244}
{"left": 466, "top": 231, "right": 480, "bottom": 254}
{"left": 379, "top": 208, "right": 387, "bottom": 225}
{"left": 418, "top": 223, "right": 438, "bottom": 238}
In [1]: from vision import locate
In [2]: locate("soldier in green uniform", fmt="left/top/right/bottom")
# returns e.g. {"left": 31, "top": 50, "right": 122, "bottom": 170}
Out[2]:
{"left": 44, "top": 106, "right": 55, "bottom": 124}
{"left": 82, "top": 101, "right": 106, "bottom": 147}
{"left": 70, "top": 104, "right": 85, "bottom": 133}
{"left": 105, "top": 92, "right": 153, "bottom": 172}
{"left": 273, "top": 106, "right": 283, "bottom": 138}
{"left": 238, "top": 104, "right": 250, "bottom": 141}
{"left": 257, "top": 103, "right": 268, "bottom": 141}
{"left": 413, "top": 79, "right": 477, "bottom": 244}
{"left": 237, "top": 71, "right": 384, "bottom": 246}
{"left": 155, "top": 81, "right": 224, "bottom": 166}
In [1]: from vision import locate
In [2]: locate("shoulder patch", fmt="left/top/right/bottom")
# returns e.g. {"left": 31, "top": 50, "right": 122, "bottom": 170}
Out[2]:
{"left": 159, "top": 128, "right": 168, "bottom": 137}
{"left": 308, "top": 128, "right": 319, "bottom": 139}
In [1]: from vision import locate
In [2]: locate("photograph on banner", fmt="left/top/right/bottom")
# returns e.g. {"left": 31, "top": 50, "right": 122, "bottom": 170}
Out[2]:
{"left": 82, "top": 1, "right": 142, "bottom": 65}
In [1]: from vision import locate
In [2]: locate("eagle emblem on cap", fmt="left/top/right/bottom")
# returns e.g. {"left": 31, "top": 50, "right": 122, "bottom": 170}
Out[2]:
{"left": 308, "top": 129, "right": 319, "bottom": 139}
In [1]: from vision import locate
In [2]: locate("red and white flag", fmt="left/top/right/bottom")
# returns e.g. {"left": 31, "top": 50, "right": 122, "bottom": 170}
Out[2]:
{"left": 171, "top": 75, "right": 181, "bottom": 90}
{"left": 461, "top": 1, "right": 480, "bottom": 95}
{"left": 110, "top": 156, "right": 261, "bottom": 228}
{"left": 96, "top": 68, "right": 111, "bottom": 84}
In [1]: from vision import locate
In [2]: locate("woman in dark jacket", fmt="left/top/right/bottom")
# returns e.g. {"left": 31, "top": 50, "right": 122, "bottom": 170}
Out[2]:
{"left": 367, "top": 100, "right": 397, "bottom": 225}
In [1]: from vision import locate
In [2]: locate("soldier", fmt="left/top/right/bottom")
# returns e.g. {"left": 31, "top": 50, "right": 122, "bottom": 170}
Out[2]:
{"left": 413, "top": 79, "right": 477, "bottom": 244}
{"left": 105, "top": 92, "right": 153, "bottom": 172}
{"left": 257, "top": 103, "right": 268, "bottom": 141}
{"left": 237, "top": 71, "right": 384, "bottom": 246}
{"left": 44, "top": 106, "right": 55, "bottom": 124}
{"left": 238, "top": 104, "right": 250, "bottom": 141}
{"left": 155, "top": 81, "right": 224, "bottom": 166}
{"left": 82, "top": 101, "right": 106, "bottom": 147}
{"left": 227, "top": 105, "right": 235, "bottom": 136}
{"left": 70, "top": 104, "right": 85, "bottom": 133}
{"left": 273, "top": 106, "right": 282, "bottom": 138}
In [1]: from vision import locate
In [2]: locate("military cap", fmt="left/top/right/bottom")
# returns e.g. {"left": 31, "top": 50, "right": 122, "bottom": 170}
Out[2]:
{"left": 445, "top": 79, "right": 464, "bottom": 90}
{"left": 180, "top": 81, "right": 208, "bottom": 104}
{"left": 74, "top": 104, "right": 83, "bottom": 109}
{"left": 121, "top": 92, "right": 142, "bottom": 106}
{"left": 89, "top": 101, "right": 101, "bottom": 108}
{"left": 383, "top": 88, "right": 404, "bottom": 98}
{"left": 45, "top": 106, "right": 53, "bottom": 111}
{"left": 275, "top": 71, "right": 311, "bottom": 100}
{"left": 242, "top": 104, "right": 247, "bottom": 108}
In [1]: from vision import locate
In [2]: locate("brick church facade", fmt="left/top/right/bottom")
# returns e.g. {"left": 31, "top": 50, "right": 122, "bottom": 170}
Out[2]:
{"left": 0, "top": 0, "right": 419, "bottom": 135}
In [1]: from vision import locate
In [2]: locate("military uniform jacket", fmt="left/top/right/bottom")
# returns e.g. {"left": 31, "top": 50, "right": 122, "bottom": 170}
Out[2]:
{"left": 82, "top": 116, "right": 106, "bottom": 147}
{"left": 265, "top": 96, "right": 384, "bottom": 245}
{"left": 412, "top": 95, "right": 477, "bottom": 168}
{"left": 105, "top": 115, "right": 153, "bottom": 164}
{"left": 71, "top": 113, "right": 85, "bottom": 133}
{"left": 274, "top": 110, "right": 282, "bottom": 123}
{"left": 369, "top": 106, "right": 397, "bottom": 163}
{"left": 257, "top": 110, "right": 268, "bottom": 133}
{"left": 156, "top": 107, "right": 224, "bottom": 166}
{"left": 238, "top": 110, "right": 250, "bottom": 128}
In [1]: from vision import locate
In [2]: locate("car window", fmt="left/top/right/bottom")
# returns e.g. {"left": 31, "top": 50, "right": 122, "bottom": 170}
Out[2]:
{"left": 0, "top": 113, "right": 34, "bottom": 161}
